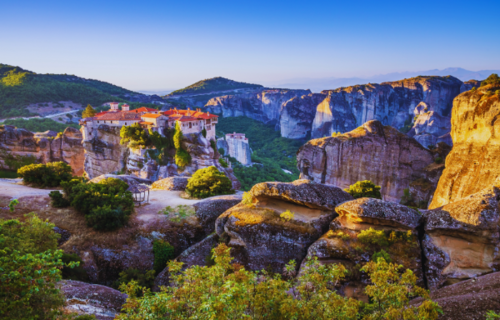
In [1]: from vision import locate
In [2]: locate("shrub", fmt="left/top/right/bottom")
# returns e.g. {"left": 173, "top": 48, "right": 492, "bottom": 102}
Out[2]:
{"left": 175, "top": 148, "right": 191, "bottom": 168}
{"left": 372, "top": 249, "right": 392, "bottom": 263}
{"left": 185, "top": 166, "right": 235, "bottom": 199}
{"left": 61, "top": 253, "right": 89, "bottom": 282}
{"left": 18, "top": 161, "right": 73, "bottom": 187}
{"left": 344, "top": 180, "right": 382, "bottom": 199}
{"left": 280, "top": 209, "right": 295, "bottom": 222}
{"left": 434, "top": 157, "right": 443, "bottom": 164}
{"left": 60, "top": 178, "right": 134, "bottom": 231}
{"left": 331, "top": 131, "right": 342, "bottom": 137}
{"left": 357, "top": 228, "right": 389, "bottom": 247}
{"left": 114, "top": 268, "right": 155, "bottom": 296}
{"left": 85, "top": 206, "right": 129, "bottom": 231}
{"left": 242, "top": 191, "right": 253, "bottom": 206}
{"left": 0, "top": 213, "right": 77, "bottom": 319}
{"left": 202, "top": 127, "right": 207, "bottom": 138}
{"left": 153, "top": 239, "right": 175, "bottom": 275}
{"left": 218, "top": 147, "right": 225, "bottom": 156}
{"left": 49, "top": 190, "right": 70, "bottom": 207}
{"left": 471, "top": 87, "right": 477, "bottom": 92}
{"left": 0, "top": 150, "right": 37, "bottom": 171}
{"left": 218, "top": 158, "right": 228, "bottom": 168}
{"left": 159, "top": 205, "right": 195, "bottom": 223}
{"left": 427, "top": 144, "right": 435, "bottom": 150}
{"left": 116, "top": 243, "right": 442, "bottom": 320}
{"left": 481, "top": 73, "right": 500, "bottom": 87}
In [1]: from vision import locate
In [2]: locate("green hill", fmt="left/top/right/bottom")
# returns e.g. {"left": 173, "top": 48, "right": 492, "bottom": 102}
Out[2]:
{"left": 0, "top": 64, "right": 139, "bottom": 118}
{"left": 167, "top": 77, "right": 263, "bottom": 96}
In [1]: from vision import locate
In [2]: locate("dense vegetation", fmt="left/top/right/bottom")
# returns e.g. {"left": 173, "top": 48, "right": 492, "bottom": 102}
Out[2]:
{"left": 17, "top": 162, "right": 73, "bottom": 187}
{"left": 185, "top": 166, "right": 234, "bottom": 198}
{"left": 168, "top": 77, "right": 262, "bottom": 96}
{"left": 0, "top": 64, "right": 138, "bottom": 118}
{"left": 481, "top": 73, "right": 500, "bottom": 87}
{"left": 0, "top": 210, "right": 79, "bottom": 319}
{"left": 0, "top": 149, "right": 37, "bottom": 172}
{"left": 2, "top": 118, "right": 79, "bottom": 132}
{"left": 49, "top": 177, "right": 134, "bottom": 231}
{"left": 216, "top": 116, "right": 303, "bottom": 190}
{"left": 117, "top": 243, "right": 441, "bottom": 319}
{"left": 344, "top": 180, "right": 382, "bottom": 199}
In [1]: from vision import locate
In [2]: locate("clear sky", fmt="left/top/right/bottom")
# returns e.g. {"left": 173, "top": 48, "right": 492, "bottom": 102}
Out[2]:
{"left": 1, "top": 0, "right": 499, "bottom": 92}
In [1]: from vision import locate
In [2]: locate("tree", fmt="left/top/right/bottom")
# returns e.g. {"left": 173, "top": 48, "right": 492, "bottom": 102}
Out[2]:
{"left": 344, "top": 180, "right": 382, "bottom": 199}
{"left": 481, "top": 73, "right": 500, "bottom": 87}
{"left": 185, "top": 166, "right": 234, "bottom": 198}
{"left": 82, "top": 104, "right": 96, "bottom": 118}
{"left": 0, "top": 213, "right": 78, "bottom": 319}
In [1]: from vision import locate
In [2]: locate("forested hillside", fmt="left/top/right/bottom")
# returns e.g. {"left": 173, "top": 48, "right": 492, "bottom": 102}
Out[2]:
{"left": 168, "top": 77, "right": 263, "bottom": 96}
{"left": 0, "top": 64, "right": 138, "bottom": 118}
{"left": 216, "top": 116, "right": 304, "bottom": 190}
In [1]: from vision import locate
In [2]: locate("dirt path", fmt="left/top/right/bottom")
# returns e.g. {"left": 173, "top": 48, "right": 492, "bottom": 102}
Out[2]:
{"left": 0, "top": 179, "right": 57, "bottom": 198}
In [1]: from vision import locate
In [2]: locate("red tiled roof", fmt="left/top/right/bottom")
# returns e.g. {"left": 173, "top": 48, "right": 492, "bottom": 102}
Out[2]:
{"left": 129, "top": 107, "right": 158, "bottom": 113}
{"left": 162, "top": 109, "right": 218, "bottom": 120}
{"left": 141, "top": 113, "right": 163, "bottom": 118}
{"left": 168, "top": 115, "right": 198, "bottom": 122}
{"left": 139, "top": 121, "right": 154, "bottom": 125}
{"left": 95, "top": 111, "right": 108, "bottom": 117}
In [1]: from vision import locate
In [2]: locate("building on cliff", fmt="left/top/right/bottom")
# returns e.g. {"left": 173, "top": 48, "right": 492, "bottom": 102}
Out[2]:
{"left": 218, "top": 133, "right": 252, "bottom": 166}
{"left": 80, "top": 104, "right": 218, "bottom": 141}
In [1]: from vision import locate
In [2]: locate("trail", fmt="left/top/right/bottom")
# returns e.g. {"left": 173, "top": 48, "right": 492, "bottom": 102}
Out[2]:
{"left": 0, "top": 110, "right": 80, "bottom": 123}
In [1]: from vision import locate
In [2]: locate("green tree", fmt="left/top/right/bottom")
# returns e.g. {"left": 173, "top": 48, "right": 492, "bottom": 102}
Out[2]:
{"left": 81, "top": 104, "right": 96, "bottom": 118}
{"left": 0, "top": 213, "right": 77, "bottom": 319}
{"left": 173, "top": 122, "right": 191, "bottom": 167}
{"left": 17, "top": 161, "right": 73, "bottom": 187}
{"left": 344, "top": 180, "right": 382, "bottom": 199}
{"left": 120, "top": 123, "right": 150, "bottom": 150}
{"left": 481, "top": 73, "right": 500, "bottom": 87}
{"left": 185, "top": 166, "right": 234, "bottom": 198}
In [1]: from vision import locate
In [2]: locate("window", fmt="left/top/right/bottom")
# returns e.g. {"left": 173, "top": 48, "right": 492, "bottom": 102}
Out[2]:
{"left": 125, "top": 122, "right": 127, "bottom": 125}
{"left": 97, "top": 121, "right": 99, "bottom": 123}
{"left": 206, "top": 119, "right": 211, "bottom": 125}
{"left": 189, "top": 122, "right": 192, "bottom": 129}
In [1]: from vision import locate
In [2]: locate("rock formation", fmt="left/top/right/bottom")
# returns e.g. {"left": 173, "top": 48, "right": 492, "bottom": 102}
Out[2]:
{"left": 151, "top": 176, "right": 189, "bottom": 190}
{"left": 215, "top": 180, "right": 353, "bottom": 273}
{"left": 205, "top": 89, "right": 311, "bottom": 125}
{"left": 223, "top": 132, "right": 252, "bottom": 165}
{"left": 83, "top": 124, "right": 241, "bottom": 190}
{"left": 423, "top": 184, "right": 500, "bottom": 290}
{"left": 408, "top": 111, "right": 452, "bottom": 147}
{"left": 430, "top": 85, "right": 500, "bottom": 208}
{"left": 279, "top": 93, "right": 327, "bottom": 139}
{"left": 0, "top": 125, "right": 84, "bottom": 175}
{"left": 300, "top": 198, "right": 424, "bottom": 299}
{"left": 297, "top": 120, "right": 435, "bottom": 202}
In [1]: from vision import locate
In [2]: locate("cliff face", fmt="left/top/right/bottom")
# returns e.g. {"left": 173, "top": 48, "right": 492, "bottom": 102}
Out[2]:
{"left": 0, "top": 125, "right": 84, "bottom": 175}
{"left": 297, "top": 120, "right": 434, "bottom": 202}
{"left": 430, "top": 86, "right": 500, "bottom": 208}
{"left": 313, "top": 76, "right": 462, "bottom": 144}
{"left": 279, "top": 93, "right": 326, "bottom": 139}
{"left": 82, "top": 125, "right": 240, "bottom": 189}
{"left": 205, "top": 89, "right": 311, "bottom": 125}
{"left": 408, "top": 111, "right": 452, "bottom": 147}
{"left": 225, "top": 136, "right": 252, "bottom": 166}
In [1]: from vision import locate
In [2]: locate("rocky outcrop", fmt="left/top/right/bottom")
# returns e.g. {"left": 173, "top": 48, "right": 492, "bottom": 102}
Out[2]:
{"left": 0, "top": 125, "right": 84, "bottom": 175}
{"left": 460, "top": 79, "right": 481, "bottom": 93}
{"left": 151, "top": 176, "right": 189, "bottom": 191}
{"left": 412, "top": 271, "right": 500, "bottom": 320}
{"left": 408, "top": 112, "right": 452, "bottom": 147}
{"left": 60, "top": 280, "right": 127, "bottom": 320}
{"left": 297, "top": 120, "right": 435, "bottom": 202}
{"left": 423, "top": 184, "right": 500, "bottom": 290}
{"left": 193, "top": 194, "right": 242, "bottom": 235}
{"left": 205, "top": 89, "right": 311, "bottom": 125}
{"left": 215, "top": 180, "right": 352, "bottom": 273}
{"left": 312, "top": 76, "right": 462, "bottom": 144}
{"left": 300, "top": 198, "right": 424, "bottom": 299}
{"left": 279, "top": 93, "right": 326, "bottom": 139}
{"left": 225, "top": 133, "right": 252, "bottom": 165}
{"left": 430, "top": 85, "right": 500, "bottom": 208}
{"left": 83, "top": 125, "right": 240, "bottom": 190}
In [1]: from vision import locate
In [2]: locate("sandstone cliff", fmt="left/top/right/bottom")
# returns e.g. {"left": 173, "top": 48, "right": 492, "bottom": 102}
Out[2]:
{"left": 0, "top": 125, "right": 84, "bottom": 175}
{"left": 297, "top": 120, "right": 435, "bottom": 202}
{"left": 430, "top": 85, "right": 500, "bottom": 208}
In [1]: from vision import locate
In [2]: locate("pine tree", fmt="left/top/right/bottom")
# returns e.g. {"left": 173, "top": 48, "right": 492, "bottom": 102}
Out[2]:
{"left": 82, "top": 104, "right": 96, "bottom": 118}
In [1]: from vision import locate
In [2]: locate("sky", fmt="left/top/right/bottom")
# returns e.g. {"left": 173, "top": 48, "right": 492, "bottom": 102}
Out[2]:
{"left": 1, "top": 0, "right": 500, "bottom": 92}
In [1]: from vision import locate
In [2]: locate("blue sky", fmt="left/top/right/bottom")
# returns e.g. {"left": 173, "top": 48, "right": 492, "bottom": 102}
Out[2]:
{"left": 1, "top": 0, "right": 499, "bottom": 92}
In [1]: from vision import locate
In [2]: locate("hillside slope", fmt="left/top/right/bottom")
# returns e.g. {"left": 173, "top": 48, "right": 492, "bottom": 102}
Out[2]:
{"left": 167, "top": 77, "right": 263, "bottom": 96}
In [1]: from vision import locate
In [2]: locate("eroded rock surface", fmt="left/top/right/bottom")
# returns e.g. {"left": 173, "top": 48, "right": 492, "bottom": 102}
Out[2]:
{"left": 0, "top": 125, "right": 84, "bottom": 175}
{"left": 151, "top": 176, "right": 189, "bottom": 191}
{"left": 215, "top": 180, "right": 352, "bottom": 273}
{"left": 193, "top": 194, "right": 242, "bottom": 235}
{"left": 60, "top": 280, "right": 127, "bottom": 320}
{"left": 430, "top": 85, "right": 500, "bottom": 208}
{"left": 423, "top": 184, "right": 500, "bottom": 290}
{"left": 297, "top": 120, "right": 434, "bottom": 202}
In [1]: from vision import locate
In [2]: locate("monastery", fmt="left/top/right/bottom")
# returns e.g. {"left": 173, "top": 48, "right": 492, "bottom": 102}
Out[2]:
{"left": 79, "top": 102, "right": 218, "bottom": 141}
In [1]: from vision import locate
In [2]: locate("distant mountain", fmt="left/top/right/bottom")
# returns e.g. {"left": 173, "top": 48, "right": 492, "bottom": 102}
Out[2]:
{"left": 0, "top": 64, "right": 162, "bottom": 118}
{"left": 267, "top": 68, "right": 500, "bottom": 93}
{"left": 167, "top": 77, "right": 263, "bottom": 97}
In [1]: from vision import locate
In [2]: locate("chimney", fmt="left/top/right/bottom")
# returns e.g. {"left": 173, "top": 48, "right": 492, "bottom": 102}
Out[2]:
{"left": 122, "top": 104, "right": 130, "bottom": 111}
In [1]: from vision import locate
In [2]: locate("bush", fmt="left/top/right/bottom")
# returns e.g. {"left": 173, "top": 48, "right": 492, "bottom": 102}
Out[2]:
{"left": 434, "top": 157, "right": 443, "bottom": 164}
{"left": 175, "top": 148, "right": 191, "bottom": 168}
{"left": 85, "top": 206, "right": 129, "bottom": 231}
{"left": 218, "top": 147, "right": 225, "bottom": 156}
{"left": 185, "top": 166, "right": 235, "bottom": 199}
{"left": 344, "top": 180, "right": 382, "bottom": 199}
{"left": 49, "top": 190, "right": 70, "bottom": 207}
{"left": 481, "top": 73, "right": 500, "bottom": 87}
{"left": 242, "top": 191, "right": 254, "bottom": 206}
{"left": 18, "top": 161, "right": 73, "bottom": 187}
{"left": 202, "top": 127, "right": 207, "bottom": 138}
{"left": 60, "top": 178, "right": 134, "bottom": 231}
{"left": 280, "top": 209, "right": 295, "bottom": 222}
{"left": 114, "top": 268, "right": 155, "bottom": 296}
{"left": 0, "top": 150, "right": 37, "bottom": 171}
{"left": 218, "top": 158, "right": 228, "bottom": 168}
{"left": 153, "top": 239, "right": 175, "bottom": 275}
{"left": 159, "top": 205, "right": 195, "bottom": 223}
{"left": 116, "top": 243, "right": 442, "bottom": 320}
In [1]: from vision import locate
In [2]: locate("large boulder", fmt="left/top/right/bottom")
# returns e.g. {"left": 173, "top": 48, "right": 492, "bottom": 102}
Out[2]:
{"left": 411, "top": 271, "right": 500, "bottom": 320}
{"left": 60, "top": 280, "right": 127, "bottom": 320}
{"left": 215, "top": 180, "right": 353, "bottom": 273}
{"left": 151, "top": 176, "right": 189, "bottom": 191}
{"left": 89, "top": 174, "right": 151, "bottom": 186}
{"left": 430, "top": 85, "right": 500, "bottom": 208}
{"left": 297, "top": 120, "right": 435, "bottom": 202}
{"left": 423, "top": 184, "right": 500, "bottom": 290}
{"left": 193, "top": 194, "right": 242, "bottom": 235}
{"left": 300, "top": 198, "right": 424, "bottom": 299}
